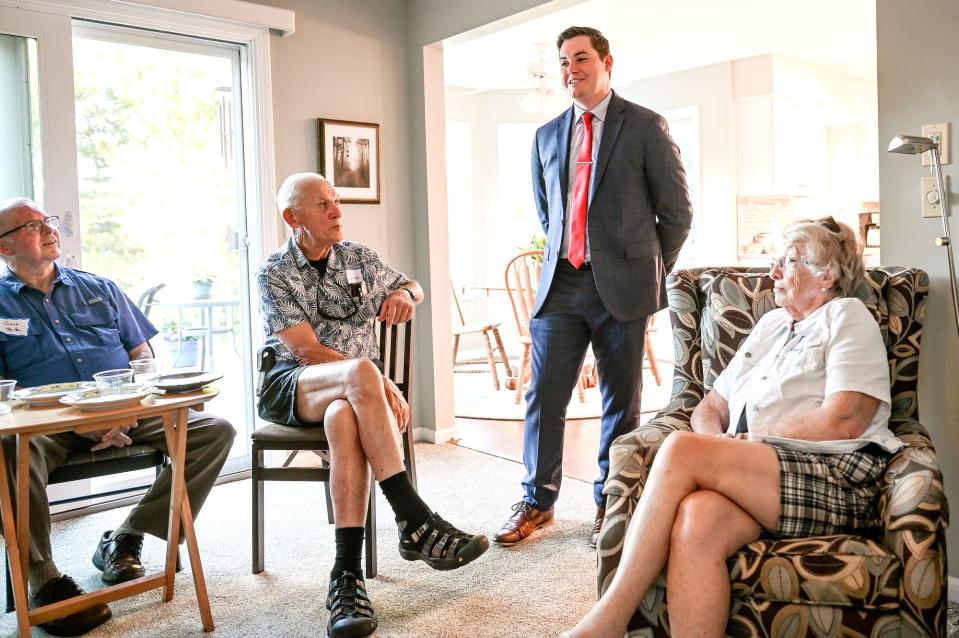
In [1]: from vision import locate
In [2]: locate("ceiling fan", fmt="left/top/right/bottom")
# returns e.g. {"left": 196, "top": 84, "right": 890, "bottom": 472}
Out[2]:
{"left": 519, "top": 43, "right": 567, "bottom": 114}
{"left": 462, "top": 43, "right": 568, "bottom": 114}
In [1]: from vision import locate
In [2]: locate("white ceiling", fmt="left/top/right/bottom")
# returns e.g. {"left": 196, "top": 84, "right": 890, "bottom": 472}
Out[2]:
{"left": 443, "top": 0, "right": 877, "bottom": 91}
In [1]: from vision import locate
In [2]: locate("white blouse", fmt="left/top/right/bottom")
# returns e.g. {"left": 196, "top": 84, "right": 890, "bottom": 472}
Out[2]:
{"left": 712, "top": 297, "right": 901, "bottom": 453}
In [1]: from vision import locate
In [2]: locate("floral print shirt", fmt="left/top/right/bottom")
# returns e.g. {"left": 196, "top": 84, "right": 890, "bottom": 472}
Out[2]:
{"left": 257, "top": 237, "right": 408, "bottom": 362}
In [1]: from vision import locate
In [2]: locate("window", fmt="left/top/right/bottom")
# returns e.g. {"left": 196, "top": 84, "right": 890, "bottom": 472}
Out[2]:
{"left": 1, "top": 1, "right": 280, "bottom": 505}
{"left": 0, "top": 33, "right": 41, "bottom": 202}
{"left": 661, "top": 106, "right": 702, "bottom": 268}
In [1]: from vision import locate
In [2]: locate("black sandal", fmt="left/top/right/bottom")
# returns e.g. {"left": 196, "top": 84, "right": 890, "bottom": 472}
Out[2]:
{"left": 326, "top": 571, "right": 377, "bottom": 638}
{"left": 398, "top": 512, "right": 489, "bottom": 571}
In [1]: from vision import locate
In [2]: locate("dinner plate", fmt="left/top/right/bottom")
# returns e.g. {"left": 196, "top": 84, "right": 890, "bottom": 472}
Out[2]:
{"left": 151, "top": 371, "right": 223, "bottom": 393}
{"left": 14, "top": 382, "right": 96, "bottom": 407}
{"left": 60, "top": 384, "right": 155, "bottom": 412}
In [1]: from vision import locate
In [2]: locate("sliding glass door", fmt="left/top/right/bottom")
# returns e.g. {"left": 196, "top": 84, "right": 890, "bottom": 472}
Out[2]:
{"left": 1, "top": 6, "right": 260, "bottom": 506}
{"left": 70, "top": 24, "right": 255, "bottom": 481}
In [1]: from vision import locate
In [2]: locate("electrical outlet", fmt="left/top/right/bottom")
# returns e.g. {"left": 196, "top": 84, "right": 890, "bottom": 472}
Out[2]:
{"left": 922, "top": 175, "right": 941, "bottom": 217}
{"left": 921, "top": 122, "right": 951, "bottom": 166}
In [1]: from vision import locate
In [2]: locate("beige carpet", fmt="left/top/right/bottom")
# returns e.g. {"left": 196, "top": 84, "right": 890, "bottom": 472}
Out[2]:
{"left": 1, "top": 443, "right": 596, "bottom": 637}
{"left": 454, "top": 362, "right": 672, "bottom": 421}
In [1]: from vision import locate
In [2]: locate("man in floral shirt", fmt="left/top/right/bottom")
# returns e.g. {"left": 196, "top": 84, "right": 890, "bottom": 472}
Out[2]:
{"left": 256, "top": 173, "right": 487, "bottom": 638}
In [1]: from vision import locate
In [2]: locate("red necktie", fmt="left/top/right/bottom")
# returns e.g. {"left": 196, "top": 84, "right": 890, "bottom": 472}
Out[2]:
{"left": 569, "top": 112, "right": 593, "bottom": 269}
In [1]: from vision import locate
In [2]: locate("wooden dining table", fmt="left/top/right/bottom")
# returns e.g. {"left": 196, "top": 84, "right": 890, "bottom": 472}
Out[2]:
{"left": 0, "top": 388, "right": 219, "bottom": 637}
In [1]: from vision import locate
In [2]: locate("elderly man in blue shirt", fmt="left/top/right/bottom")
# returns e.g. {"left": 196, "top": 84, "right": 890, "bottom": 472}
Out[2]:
{"left": 0, "top": 197, "right": 236, "bottom": 637}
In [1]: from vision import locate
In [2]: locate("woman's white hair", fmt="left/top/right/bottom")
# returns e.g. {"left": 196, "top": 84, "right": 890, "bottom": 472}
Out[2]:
{"left": 275, "top": 172, "right": 327, "bottom": 213}
{"left": 782, "top": 217, "right": 865, "bottom": 297}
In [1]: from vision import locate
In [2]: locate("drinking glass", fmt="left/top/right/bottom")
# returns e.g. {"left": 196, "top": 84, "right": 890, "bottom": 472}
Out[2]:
{"left": 93, "top": 369, "right": 134, "bottom": 394}
{"left": 0, "top": 379, "right": 15, "bottom": 415}
{"left": 130, "top": 358, "right": 160, "bottom": 383}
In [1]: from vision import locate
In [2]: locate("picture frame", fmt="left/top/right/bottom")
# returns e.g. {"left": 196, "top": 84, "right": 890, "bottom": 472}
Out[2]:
{"left": 317, "top": 118, "right": 380, "bottom": 204}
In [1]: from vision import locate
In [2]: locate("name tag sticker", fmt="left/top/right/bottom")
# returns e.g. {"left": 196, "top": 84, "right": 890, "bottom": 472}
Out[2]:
{"left": 346, "top": 268, "right": 367, "bottom": 297}
{"left": 0, "top": 319, "right": 29, "bottom": 336}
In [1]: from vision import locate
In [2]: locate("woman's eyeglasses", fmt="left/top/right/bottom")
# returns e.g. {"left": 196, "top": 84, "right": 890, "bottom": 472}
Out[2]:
{"left": 0, "top": 216, "right": 60, "bottom": 239}
{"left": 770, "top": 255, "right": 810, "bottom": 273}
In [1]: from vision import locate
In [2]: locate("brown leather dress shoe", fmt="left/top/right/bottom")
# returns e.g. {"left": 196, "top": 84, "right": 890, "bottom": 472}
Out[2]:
{"left": 493, "top": 500, "right": 554, "bottom": 545}
{"left": 589, "top": 505, "right": 606, "bottom": 548}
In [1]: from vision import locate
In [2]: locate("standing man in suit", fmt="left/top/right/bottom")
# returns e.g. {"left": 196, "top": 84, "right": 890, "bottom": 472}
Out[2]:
{"left": 493, "top": 26, "right": 692, "bottom": 548}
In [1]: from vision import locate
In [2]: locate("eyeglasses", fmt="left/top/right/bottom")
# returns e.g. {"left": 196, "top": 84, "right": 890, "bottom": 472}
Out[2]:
{"left": 316, "top": 269, "right": 361, "bottom": 321}
{"left": 770, "top": 255, "right": 810, "bottom": 273}
{"left": 0, "top": 216, "right": 60, "bottom": 239}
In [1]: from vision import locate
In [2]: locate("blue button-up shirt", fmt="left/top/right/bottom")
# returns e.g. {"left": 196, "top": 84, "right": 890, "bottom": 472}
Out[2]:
{"left": 0, "top": 266, "right": 158, "bottom": 387}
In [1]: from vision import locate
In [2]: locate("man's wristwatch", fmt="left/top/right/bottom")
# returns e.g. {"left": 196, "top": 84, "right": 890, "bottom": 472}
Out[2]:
{"left": 403, "top": 288, "right": 416, "bottom": 302}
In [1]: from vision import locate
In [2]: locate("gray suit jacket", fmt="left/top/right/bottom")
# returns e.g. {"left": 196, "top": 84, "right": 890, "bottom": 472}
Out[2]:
{"left": 531, "top": 90, "right": 693, "bottom": 322}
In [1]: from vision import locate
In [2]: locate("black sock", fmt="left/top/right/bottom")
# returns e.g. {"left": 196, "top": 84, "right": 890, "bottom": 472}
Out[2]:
{"left": 331, "top": 527, "right": 365, "bottom": 580}
{"left": 379, "top": 471, "right": 432, "bottom": 533}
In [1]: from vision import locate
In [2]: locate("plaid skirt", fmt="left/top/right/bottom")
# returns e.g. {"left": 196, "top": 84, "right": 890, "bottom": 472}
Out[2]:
{"left": 767, "top": 443, "right": 889, "bottom": 538}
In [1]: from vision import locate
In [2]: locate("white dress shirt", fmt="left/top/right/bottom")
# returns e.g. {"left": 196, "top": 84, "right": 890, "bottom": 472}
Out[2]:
{"left": 560, "top": 90, "right": 613, "bottom": 262}
{"left": 712, "top": 297, "right": 901, "bottom": 454}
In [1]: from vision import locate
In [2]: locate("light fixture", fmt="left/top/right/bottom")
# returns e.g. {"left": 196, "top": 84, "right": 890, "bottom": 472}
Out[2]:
{"left": 519, "top": 43, "right": 568, "bottom": 115}
{"left": 888, "top": 133, "right": 958, "bottom": 339}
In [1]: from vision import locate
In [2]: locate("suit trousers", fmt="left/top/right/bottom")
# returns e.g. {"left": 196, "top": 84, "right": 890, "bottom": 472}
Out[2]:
{"left": 2, "top": 411, "right": 236, "bottom": 569}
{"left": 523, "top": 260, "right": 647, "bottom": 508}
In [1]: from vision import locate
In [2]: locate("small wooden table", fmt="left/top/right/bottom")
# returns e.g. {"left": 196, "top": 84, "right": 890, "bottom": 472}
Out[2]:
{"left": 0, "top": 388, "right": 219, "bottom": 637}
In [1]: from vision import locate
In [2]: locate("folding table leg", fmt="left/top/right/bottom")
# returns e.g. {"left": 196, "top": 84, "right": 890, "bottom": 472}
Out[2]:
{"left": 0, "top": 439, "right": 32, "bottom": 637}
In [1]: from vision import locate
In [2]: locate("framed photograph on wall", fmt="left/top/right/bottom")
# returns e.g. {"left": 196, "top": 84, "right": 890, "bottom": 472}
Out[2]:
{"left": 317, "top": 118, "right": 380, "bottom": 203}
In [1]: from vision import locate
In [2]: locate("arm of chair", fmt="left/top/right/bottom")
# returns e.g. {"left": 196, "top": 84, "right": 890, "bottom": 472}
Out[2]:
{"left": 596, "top": 402, "right": 696, "bottom": 597}
{"left": 878, "top": 417, "right": 949, "bottom": 634}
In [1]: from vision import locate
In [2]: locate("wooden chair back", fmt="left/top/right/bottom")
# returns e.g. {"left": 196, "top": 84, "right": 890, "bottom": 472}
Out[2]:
{"left": 503, "top": 250, "right": 543, "bottom": 338}
{"left": 449, "top": 279, "right": 466, "bottom": 326}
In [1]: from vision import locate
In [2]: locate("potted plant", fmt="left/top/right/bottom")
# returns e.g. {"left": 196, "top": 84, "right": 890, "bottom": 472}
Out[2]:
{"left": 191, "top": 276, "right": 214, "bottom": 300}
{"left": 527, "top": 232, "right": 546, "bottom": 262}
{"left": 161, "top": 318, "right": 200, "bottom": 368}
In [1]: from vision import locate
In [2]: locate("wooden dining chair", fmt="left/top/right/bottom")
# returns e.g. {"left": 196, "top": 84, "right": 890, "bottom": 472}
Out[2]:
{"left": 449, "top": 280, "right": 511, "bottom": 390}
{"left": 644, "top": 313, "right": 662, "bottom": 386}
{"left": 251, "top": 320, "right": 416, "bottom": 579}
{"left": 504, "top": 250, "right": 590, "bottom": 404}
{"left": 503, "top": 251, "right": 661, "bottom": 403}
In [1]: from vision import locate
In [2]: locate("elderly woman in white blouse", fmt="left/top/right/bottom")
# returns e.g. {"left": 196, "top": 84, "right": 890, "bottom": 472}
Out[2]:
{"left": 564, "top": 217, "right": 899, "bottom": 638}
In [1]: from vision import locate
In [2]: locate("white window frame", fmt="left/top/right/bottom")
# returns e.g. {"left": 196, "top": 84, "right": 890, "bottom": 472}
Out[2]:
{"left": 0, "top": 0, "right": 283, "bottom": 280}
{"left": 0, "top": 6, "right": 79, "bottom": 222}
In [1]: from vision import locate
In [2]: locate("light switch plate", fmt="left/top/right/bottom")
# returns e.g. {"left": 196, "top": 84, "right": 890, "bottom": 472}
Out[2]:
{"left": 921, "top": 122, "right": 950, "bottom": 166}
{"left": 922, "top": 175, "right": 941, "bottom": 218}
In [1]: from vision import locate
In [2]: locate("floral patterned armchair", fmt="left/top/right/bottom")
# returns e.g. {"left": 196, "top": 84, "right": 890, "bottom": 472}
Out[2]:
{"left": 596, "top": 266, "right": 948, "bottom": 637}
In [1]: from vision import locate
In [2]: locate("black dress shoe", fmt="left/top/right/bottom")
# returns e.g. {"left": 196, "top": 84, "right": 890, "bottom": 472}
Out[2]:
{"left": 30, "top": 575, "right": 112, "bottom": 637}
{"left": 590, "top": 505, "right": 606, "bottom": 548}
{"left": 92, "top": 530, "right": 145, "bottom": 584}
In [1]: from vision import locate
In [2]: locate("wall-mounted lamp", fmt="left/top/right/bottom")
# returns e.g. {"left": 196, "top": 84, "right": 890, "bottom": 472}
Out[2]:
{"left": 888, "top": 133, "right": 958, "bottom": 339}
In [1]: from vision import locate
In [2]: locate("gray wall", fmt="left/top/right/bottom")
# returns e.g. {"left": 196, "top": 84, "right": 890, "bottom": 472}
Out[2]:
{"left": 257, "top": 0, "right": 415, "bottom": 283}
{"left": 877, "top": 0, "right": 959, "bottom": 576}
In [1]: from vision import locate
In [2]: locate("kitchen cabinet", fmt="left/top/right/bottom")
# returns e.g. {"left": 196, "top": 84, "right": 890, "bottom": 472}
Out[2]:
{"left": 736, "top": 96, "right": 827, "bottom": 196}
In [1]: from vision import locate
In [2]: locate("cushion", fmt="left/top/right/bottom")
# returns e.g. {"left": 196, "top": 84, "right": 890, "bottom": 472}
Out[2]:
{"left": 251, "top": 422, "right": 326, "bottom": 443}
{"left": 728, "top": 535, "right": 901, "bottom": 610}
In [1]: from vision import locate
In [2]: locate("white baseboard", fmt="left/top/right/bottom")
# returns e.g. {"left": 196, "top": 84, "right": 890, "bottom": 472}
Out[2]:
{"left": 413, "top": 425, "right": 458, "bottom": 443}
{"left": 949, "top": 576, "right": 959, "bottom": 603}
